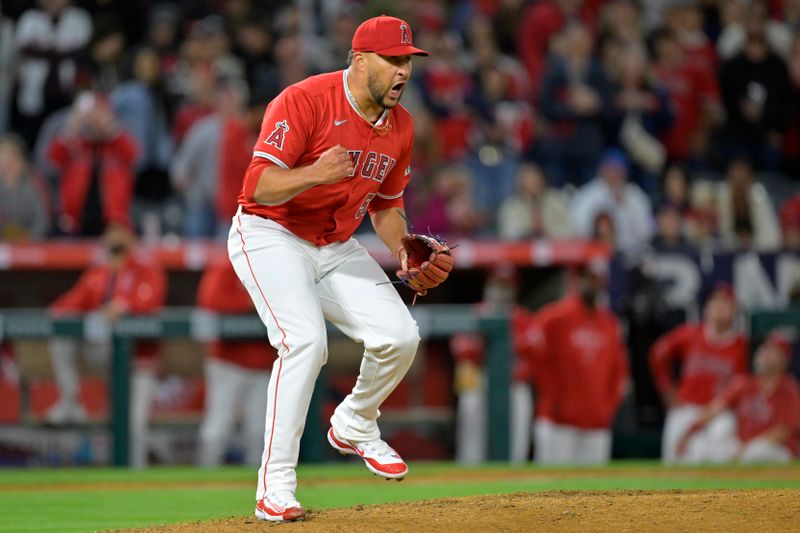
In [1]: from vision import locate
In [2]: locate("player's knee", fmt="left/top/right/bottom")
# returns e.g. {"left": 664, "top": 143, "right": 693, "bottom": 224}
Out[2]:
{"left": 288, "top": 332, "right": 328, "bottom": 361}
{"left": 392, "top": 327, "right": 421, "bottom": 360}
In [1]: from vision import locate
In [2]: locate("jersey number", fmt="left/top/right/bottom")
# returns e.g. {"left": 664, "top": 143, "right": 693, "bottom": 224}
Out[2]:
{"left": 355, "top": 193, "right": 376, "bottom": 219}
{"left": 264, "top": 120, "right": 289, "bottom": 151}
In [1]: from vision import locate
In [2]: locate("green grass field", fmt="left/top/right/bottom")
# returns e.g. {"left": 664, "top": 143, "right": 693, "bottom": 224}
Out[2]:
{"left": 1, "top": 462, "right": 799, "bottom": 532}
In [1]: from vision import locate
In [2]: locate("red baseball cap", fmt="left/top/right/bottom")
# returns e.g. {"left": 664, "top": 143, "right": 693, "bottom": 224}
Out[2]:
{"left": 352, "top": 15, "right": 429, "bottom": 57}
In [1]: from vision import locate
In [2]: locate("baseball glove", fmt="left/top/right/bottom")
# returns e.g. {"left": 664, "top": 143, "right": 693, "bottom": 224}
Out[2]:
{"left": 395, "top": 234, "right": 454, "bottom": 302}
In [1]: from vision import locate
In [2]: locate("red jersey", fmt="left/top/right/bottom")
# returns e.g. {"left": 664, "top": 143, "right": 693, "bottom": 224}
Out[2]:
{"left": 196, "top": 260, "right": 276, "bottom": 371}
{"left": 50, "top": 253, "right": 166, "bottom": 359}
{"left": 649, "top": 324, "right": 748, "bottom": 406}
{"left": 652, "top": 61, "right": 720, "bottom": 160}
{"left": 522, "top": 294, "right": 629, "bottom": 429}
{"left": 239, "top": 70, "right": 414, "bottom": 246}
{"left": 722, "top": 375, "right": 800, "bottom": 456}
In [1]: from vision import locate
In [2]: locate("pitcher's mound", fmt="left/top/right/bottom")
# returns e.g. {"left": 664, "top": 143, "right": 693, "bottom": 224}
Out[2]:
{"left": 130, "top": 490, "right": 799, "bottom": 532}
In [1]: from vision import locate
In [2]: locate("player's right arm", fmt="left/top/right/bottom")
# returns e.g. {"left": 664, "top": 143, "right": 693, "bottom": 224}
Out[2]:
{"left": 648, "top": 324, "right": 692, "bottom": 407}
{"left": 242, "top": 86, "right": 352, "bottom": 206}
{"left": 249, "top": 145, "right": 353, "bottom": 206}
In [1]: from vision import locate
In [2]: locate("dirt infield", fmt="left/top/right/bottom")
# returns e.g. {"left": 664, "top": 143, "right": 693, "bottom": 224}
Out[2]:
{"left": 129, "top": 489, "right": 800, "bottom": 533}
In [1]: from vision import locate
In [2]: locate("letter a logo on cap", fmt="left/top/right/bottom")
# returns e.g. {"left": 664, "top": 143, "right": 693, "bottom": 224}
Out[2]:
{"left": 399, "top": 23, "right": 410, "bottom": 45}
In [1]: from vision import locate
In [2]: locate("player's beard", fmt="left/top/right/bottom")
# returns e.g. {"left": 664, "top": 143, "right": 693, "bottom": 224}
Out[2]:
{"left": 367, "top": 70, "right": 400, "bottom": 109}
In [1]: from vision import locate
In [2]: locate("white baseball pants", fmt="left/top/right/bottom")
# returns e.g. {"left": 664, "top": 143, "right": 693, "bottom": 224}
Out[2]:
{"left": 661, "top": 405, "right": 738, "bottom": 464}
{"left": 534, "top": 418, "right": 612, "bottom": 465}
{"left": 198, "top": 357, "right": 269, "bottom": 467}
{"left": 228, "top": 209, "right": 420, "bottom": 499}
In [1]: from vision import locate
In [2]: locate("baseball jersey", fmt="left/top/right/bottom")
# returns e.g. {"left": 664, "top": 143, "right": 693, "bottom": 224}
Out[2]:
{"left": 50, "top": 254, "right": 166, "bottom": 359}
{"left": 239, "top": 70, "right": 414, "bottom": 246}
{"left": 197, "top": 260, "right": 276, "bottom": 371}
{"left": 521, "top": 294, "right": 629, "bottom": 429}
{"left": 722, "top": 374, "right": 800, "bottom": 455}
{"left": 649, "top": 323, "right": 748, "bottom": 406}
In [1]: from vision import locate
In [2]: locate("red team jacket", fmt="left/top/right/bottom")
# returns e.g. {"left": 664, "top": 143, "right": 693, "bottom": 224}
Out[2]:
{"left": 519, "top": 294, "right": 629, "bottom": 430}
{"left": 649, "top": 324, "right": 748, "bottom": 406}
{"left": 721, "top": 374, "right": 800, "bottom": 456}
{"left": 47, "top": 132, "right": 138, "bottom": 234}
{"left": 239, "top": 70, "right": 413, "bottom": 245}
{"left": 196, "top": 260, "right": 276, "bottom": 371}
{"left": 49, "top": 254, "right": 166, "bottom": 359}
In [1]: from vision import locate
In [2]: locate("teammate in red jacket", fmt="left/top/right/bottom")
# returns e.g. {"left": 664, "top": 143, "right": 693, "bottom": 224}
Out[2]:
{"left": 649, "top": 282, "right": 748, "bottom": 463}
{"left": 47, "top": 223, "right": 165, "bottom": 467}
{"left": 521, "top": 262, "right": 629, "bottom": 465}
{"left": 196, "top": 259, "right": 277, "bottom": 467}
{"left": 676, "top": 332, "right": 800, "bottom": 463}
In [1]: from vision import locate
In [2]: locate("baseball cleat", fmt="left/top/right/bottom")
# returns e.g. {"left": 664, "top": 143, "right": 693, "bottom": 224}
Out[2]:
{"left": 255, "top": 491, "right": 305, "bottom": 522}
{"left": 327, "top": 427, "right": 408, "bottom": 480}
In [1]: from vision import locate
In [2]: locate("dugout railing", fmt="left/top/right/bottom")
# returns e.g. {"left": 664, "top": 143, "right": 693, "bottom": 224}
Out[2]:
{"left": 0, "top": 306, "right": 511, "bottom": 466}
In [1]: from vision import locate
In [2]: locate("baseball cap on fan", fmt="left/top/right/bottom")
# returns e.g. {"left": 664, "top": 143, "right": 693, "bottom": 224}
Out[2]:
{"left": 352, "top": 15, "right": 429, "bottom": 57}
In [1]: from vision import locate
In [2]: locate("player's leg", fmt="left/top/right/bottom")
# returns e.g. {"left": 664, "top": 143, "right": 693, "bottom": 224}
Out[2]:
{"left": 548, "top": 423, "right": 578, "bottom": 464}
{"left": 45, "top": 338, "right": 87, "bottom": 424}
{"left": 198, "top": 358, "right": 240, "bottom": 467}
{"left": 241, "top": 368, "right": 270, "bottom": 466}
{"left": 699, "top": 411, "right": 738, "bottom": 463}
{"left": 510, "top": 382, "right": 534, "bottom": 463}
{"left": 229, "top": 211, "right": 326, "bottom": 510}
{"left": 534, "top": 418, "right": 555, "bottom": 464}
{"left": 455, "top": 382, "right": 487, "bottom": 464}
{"left": 661, "top": 405, "right": 701, "bottom": 464}
{"left": 130, "top": 359, "right": 157, "bottom": 469}
{"left": 738, "top": 438, "right": 792, "bottom": 464}
{"left": 318, "top": 240, "right": 420, "bottom": 444}
{"left": 575, "top": 428, "right": 612, "bottom": 465}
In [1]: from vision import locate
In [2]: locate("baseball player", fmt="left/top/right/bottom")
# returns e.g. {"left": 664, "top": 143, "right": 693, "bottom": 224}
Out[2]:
{"left": 46, "top": 223, "right": 165, "bottom": 468}
{"left": 227, "top": 16, "right": 447, "bottom": 523}
{"left": 649, "top": 283, "right": 748, "bottom": 464}
{"left": 676, "top": 332, "right": 800, "bottom": 463}
{"left": 196, "top": 259, "right": 276, "bottom": 467}
{"left": 521, "top": 264, "right": 629, "bottom": 465}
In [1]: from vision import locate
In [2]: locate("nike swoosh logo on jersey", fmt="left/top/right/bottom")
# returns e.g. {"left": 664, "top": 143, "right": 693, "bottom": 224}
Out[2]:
{"left": 334, "top": 119, "right": 348, "bottom": 126}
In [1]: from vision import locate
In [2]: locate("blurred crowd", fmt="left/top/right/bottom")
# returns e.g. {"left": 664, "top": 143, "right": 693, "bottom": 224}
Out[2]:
{"left": 0, "top": 0, "right": 799, "bottom": 252}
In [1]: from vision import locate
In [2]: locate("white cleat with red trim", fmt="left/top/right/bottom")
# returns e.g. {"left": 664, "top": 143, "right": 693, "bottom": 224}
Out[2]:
{"left": 255, "top": 490, "right": 305, "bottom": 522}
{"left": 327, "top": 427, "right": 408, "bottom": 480}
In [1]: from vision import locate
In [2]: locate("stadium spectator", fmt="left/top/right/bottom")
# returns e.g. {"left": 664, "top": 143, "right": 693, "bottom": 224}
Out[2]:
{"left": 74, "top": 16, "right": 126, "bottom": 92}
{"left": 0, "top": 133, "right": 50, "bottom": 241}
{"left": 649, "top": 283, "right": 748, "bottom": 464}
{"left": 497, "top": 163, "right": 573, "bottom": 240}
{"left": 46, "top": 92, "right": 137, "bottom": 236}
{"left": 676, "top": 332, "right": 800, "bottom": 464}
{"left": 111, "top": 47, "right": 175, "bottom": 232}
{"left": 610, "top": 43, "right": 673, "bottom": 195}
{"left": 46, "top": 223, "right": 165, "bottom": 467}
{"left": 413, "top": 165, "right": 484, "bottom": 237}
{"left": 714, "top": 158, "right": 782, "bottom": 251}
{"left": 780, "top": 193, "right": 800, "bottom": 250}
{"left": 660, "top": 164, "right": 692, "bottom": 214}
{"left": 718, "top": 5, "right": 791, "bottom": 170}
{"left": 0, "top": 8, "right": 14, "bottom": 133}
{"left": 536, "top": 22, "right": 615, "bottom": 186}
{"left": 416, "top": 30, "right": 474, "bottom": 161}
{"left": 571, "top": 149, "right": 655, "bottom": 253}
{"left": 651, "top": 27, "right": 722, "bottom": 164}
{"left": 231, "top": 16, "right": 280, "bottom": 103}
{"left": 651, "top": 203, "right": 693, "bottom": 253}
{"left": 598, "top": 0, "right": 643, "bottom": 48}
{"left": 521, "top": 262, "right": 629, "bottom": 465}
{"left": 686, "top": 179, "right": 721, "bottom": 249}
{"left": 665, "top": 1, "right": 717, "bottom": 72}
{"left": 783, "top": 32, "right": 800, "bottom": 176}
{"left": 718, "top": 0, "right": 793, "bottom": 61}
{"left": 516, "top": 0, "right": 597, "bottom": 100}
{"left": 196, "top": 259, "right": 275, "bottom": 467}
{"left": 143, "top": 4, "right": 180, "bottom": 77}
{"left": 11, "top": 0, "right": 93, "bottom": 147}
{"left": 170, "top": 77, "right": 249, "bottom": 238}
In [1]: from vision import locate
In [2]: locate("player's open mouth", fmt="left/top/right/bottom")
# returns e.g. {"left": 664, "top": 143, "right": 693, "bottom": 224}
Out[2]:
{"left": 388, "top": 82, "right": 406, "bottom": 99}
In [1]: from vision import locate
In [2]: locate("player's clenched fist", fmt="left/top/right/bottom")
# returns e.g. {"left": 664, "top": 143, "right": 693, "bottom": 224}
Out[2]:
{"left": 312, "top": 145, "right": 354, "bottom": 184}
